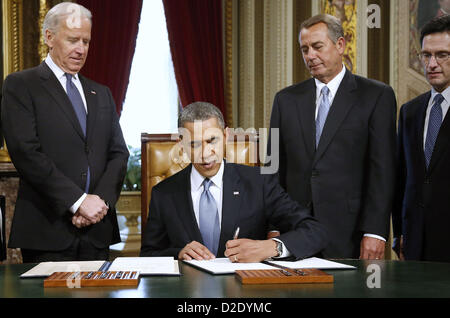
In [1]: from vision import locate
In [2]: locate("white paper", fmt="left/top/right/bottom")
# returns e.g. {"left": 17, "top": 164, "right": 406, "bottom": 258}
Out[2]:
{"left": 108, "top": 257, "right": 180, "bottom": 276}
{"left": 184, "top": 258, "right": 275, "bottom": 274}
{"left": 20, "top": 261, "right": 105, "bottom": 278}
{"left": 272, "top": 257, "right": 356, "bottom": 270}
{"left": 184, "top": 257, "right": 355, "bottom": 275}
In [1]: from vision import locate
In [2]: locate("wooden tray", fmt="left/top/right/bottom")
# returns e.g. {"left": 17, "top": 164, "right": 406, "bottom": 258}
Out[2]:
{"left": 235, "top": 268, "right": 333, "bottom": 284}
{"left": 44, "top": 271, "right": 139, "bottom": 288}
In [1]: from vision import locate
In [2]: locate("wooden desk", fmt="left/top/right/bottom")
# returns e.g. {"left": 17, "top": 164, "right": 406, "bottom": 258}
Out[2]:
{"left": 1, "top": 259, "right": 450, "bottom": 298}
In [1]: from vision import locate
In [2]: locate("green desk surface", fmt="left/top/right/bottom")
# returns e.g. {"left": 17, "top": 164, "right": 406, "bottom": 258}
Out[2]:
{"left": 0, "top": 259, "right": 449, "bottom": 298}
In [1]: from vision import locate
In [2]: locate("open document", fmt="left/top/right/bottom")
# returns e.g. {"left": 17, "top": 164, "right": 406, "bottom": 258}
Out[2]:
{"left": 184, "top": 257, "right": 356, "bottom": 275}
{"left": 21, "top": 257, "right": 180, "bottom": 278}
{"left": 107, "top": 257, "right": 180, "bottom": 276}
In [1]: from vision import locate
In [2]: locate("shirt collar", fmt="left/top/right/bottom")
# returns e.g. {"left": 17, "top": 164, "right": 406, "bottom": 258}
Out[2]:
{"left": 430, "top": 86, "right": 450, "bottom": 105}
{"left": 191, "top": 160, "right": 225, "bottom": 191}
{"left": 45, "top": 54, "right": 80, "bottom": 81}
{"left": 314, "top": 63, "right": 346, "bottom": 100}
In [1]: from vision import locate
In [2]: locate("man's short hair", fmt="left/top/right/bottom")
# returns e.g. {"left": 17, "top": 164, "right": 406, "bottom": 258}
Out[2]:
{"left": 300, "top": 14, "right": 344, "bottom": 44}
{"left": 43, "top": 2, "right": 92, "bottom": 43}
{"left": 178, "top": 102, "right": 225, "bottom": 129}
{"left": 420, "top": 14, "right": 450, "bottom": 45}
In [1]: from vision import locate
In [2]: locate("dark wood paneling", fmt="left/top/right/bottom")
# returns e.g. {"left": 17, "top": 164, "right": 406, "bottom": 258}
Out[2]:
{"left": 367, "top": 0, "right": 390, "bottom": 84}
{"left": 292, "top": 0, "right": 312, "bottom": 84}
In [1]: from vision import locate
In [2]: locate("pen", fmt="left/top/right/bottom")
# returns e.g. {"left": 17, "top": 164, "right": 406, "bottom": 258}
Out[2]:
{"left": 261, "top": 260, "right": 305, "bottom": 276}
{"left": 233, "top": 227, "right": 240, "bottom": 240}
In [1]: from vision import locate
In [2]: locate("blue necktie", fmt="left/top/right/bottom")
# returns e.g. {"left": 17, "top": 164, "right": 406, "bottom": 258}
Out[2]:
{"left": 424, "top": 94, "right": 444, "bottom": 168}
{"left": 316, "top": 86, "right": 331, "bottom": 147}
{"left": 65, "top": 73, "right": 90, "bottom": 192}
{"left": 65, "top": 73, "right": 87, "bottom": 135}
{"left": 199, "top": 179, "right": 220, "bottom": 255}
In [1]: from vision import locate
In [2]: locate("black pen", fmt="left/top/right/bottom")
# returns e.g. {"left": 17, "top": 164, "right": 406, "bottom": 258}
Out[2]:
{"left": 261, "top": 260, "right": 305, "bottom": 276}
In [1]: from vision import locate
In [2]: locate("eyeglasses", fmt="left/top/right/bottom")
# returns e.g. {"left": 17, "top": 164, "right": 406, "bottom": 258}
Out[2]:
{"left": 418, "top": 51, "right": 450, "bottom": 65}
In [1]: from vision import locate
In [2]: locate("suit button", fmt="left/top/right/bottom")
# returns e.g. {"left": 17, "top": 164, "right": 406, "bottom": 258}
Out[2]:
{"left": 85, "top": 145, "right": 89, "bottom": 154}
{"left": 311, "top": 170, "right": 319, "bottom": 177}
{"left": 81, "top": 172, "right": 87, "bottom": 179}
{"left": 419, "top": 203, "right": 425, "bottom": 208}
{"left": 424, "top": 179, "right": 430, "bottom": 184}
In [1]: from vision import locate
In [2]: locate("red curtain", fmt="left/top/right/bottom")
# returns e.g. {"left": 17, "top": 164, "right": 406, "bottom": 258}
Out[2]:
{"left": 76, "top": 0, "right": 143, "bottom": 116}
{"left": 162, "top": 0, "right": 226, "bottom": 121}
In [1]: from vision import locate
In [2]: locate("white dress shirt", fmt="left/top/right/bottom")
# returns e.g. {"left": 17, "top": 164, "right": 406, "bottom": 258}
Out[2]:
{"left": 314, "top": 63, "right": 346, "bottom": 119}
{"left": 190, "top": 161, "right": 290, "bottom": 258}
{"left": 314, "top": 64, "right": 385, "bottom": 242}
{"left": 423, "top": 87, "right": 450, "bottom": 148}
{"left": 190, "top": 161, "right": 224, "bottom": 229}
{"left": 45, "top": 54, "right": 88, "bottom": 213}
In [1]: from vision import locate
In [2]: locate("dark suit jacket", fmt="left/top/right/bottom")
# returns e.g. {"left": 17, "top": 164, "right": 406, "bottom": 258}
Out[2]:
{"left": 269, "top": 69, "right": 397, "bottom": 258}
{"left": 140, "top": 163, "right": 328, "bottom": 259}
{"left": 0, "top": 195, "right": 6, "bottom": 261}
{"left": 393, "top": 91, "right": 450, "bottom": 262}
{"left": 0, "top": 62, "right": 129, "bottom": 251}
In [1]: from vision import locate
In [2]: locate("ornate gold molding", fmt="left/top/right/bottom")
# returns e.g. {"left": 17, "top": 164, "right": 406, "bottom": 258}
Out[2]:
{"left": 320, "top": 0, "right": 358, "bottom": 73}
{"left": 38, "top": 0, "right": 49, "bottom": 61}
{"left": 224, "top": 0, "right": 233, "bottom": 127}
{"left": 1, "top": 0, "right": 24, "bottom": 162}
{"left": 2, "top": 0, "right": 23, "bottom": 77}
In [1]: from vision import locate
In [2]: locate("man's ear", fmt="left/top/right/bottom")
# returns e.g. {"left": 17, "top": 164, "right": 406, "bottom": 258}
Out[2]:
{"left": 224, "top": 127, "right": 230, "bottom": 141}
{"left": 45, "top": 29, "right": 54, "bottom": 49}
{"left": 336, "top": 36, "right": 346, "bottom": 55}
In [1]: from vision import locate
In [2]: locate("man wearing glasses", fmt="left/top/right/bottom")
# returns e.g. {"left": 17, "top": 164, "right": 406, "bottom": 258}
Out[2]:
{"left": 393, "top": 15, "right": 450, "bottom": 262}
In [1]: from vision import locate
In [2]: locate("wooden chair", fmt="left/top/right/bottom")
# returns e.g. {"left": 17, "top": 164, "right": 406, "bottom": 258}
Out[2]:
{"left": 140, "top": 131, "right": 260, "bottom": 237}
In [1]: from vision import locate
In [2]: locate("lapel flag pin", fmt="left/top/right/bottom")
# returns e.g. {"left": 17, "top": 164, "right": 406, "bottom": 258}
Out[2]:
{"left": 233, "top": 191, "right": 239, "bottom": 195}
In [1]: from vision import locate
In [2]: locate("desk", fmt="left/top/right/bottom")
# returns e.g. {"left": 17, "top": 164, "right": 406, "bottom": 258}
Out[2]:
{"left": 0, "top": 259, "right": 450, "bottom": 298}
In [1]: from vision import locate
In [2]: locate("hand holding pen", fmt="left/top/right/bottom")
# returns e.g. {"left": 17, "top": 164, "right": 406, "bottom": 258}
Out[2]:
{"left": 224, "top": 227, "right": 281, "bottom": 263}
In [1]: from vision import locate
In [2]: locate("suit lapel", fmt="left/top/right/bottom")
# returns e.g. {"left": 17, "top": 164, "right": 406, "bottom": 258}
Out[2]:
{"left": 218, "top": 163, "right": 243, "bottom": 256}
{"left": 295, "top": 79, "right": 316, "bottom": 159}
{"left": 79, "top": 75, "right": 98, "bottom": 143}
{"left": 38, "top": 62, "right": 85, "bottom": 140}
{"left": 313, "top": 69, "right": 357, "bottom": 166}
{"left": 415, "top": 92, "right": 430, "bottom": 175}
{"left": 173, "top": 165, "right": 203, "bottom": 242}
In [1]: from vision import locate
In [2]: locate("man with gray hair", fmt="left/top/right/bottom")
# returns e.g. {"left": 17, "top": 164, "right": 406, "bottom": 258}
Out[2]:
{"left": 269, "top": 14, "right": 397, "bottom": 259}
{"left": 1, "top": 2, "right": 129, "bottom": 262}
{"left": 140, "top": 102, "right": 327, "bottom": 262}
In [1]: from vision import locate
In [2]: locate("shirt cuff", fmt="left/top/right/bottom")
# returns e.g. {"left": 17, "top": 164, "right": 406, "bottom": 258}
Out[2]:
{"left": 364, "top": 233, "right": 386, "bottom": 242}
{"left": 69, "top": 193, "right": 87, "bottom": 214}
{"left": 271, "top": 238, "right": 292, "bottom": 258}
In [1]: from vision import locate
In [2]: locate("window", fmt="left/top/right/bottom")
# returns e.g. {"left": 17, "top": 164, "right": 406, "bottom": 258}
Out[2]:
{"left": 119, "top": 0, "right": 178, "bottom": 149}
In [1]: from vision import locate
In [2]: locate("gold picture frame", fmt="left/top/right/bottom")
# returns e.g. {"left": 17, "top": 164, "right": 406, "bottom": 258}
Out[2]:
{"left": 1, "top": 0, "right": 23, "bottom": 162}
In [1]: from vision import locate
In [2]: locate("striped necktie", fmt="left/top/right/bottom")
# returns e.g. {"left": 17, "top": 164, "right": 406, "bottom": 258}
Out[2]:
{"left": 424, "top": 93, "right": 444, "bottom": 168}
{"left": 316, "top": 86, "right": 331, "bottom": 147}
{"left": 199, "top": 178, "right": 220, "bottom": 255}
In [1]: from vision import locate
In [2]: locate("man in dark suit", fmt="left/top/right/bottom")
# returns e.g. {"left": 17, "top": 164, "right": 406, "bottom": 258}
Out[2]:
{"left": 140, "top": 102, "right": 327, "bottom": 262}
{"left": 0, "top": 3, "right": 128, "bottom": 262}
{"left": 393, "top": 15, "right": 450, "bottom": 262}
{"left": 0, "top": 196, "right": 6, "bottom": 261}
{"left": 269, "top": 14, "right": 397, "bottom": 259}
